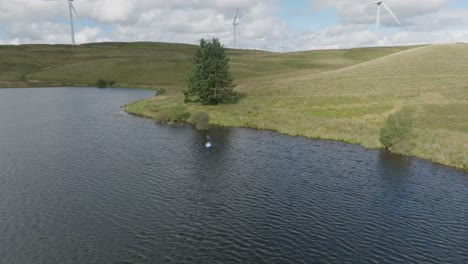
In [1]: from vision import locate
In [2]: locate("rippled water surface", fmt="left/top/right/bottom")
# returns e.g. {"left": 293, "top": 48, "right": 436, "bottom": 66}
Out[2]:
{"left": 0, "top": 88, "right": 467, "bottom": 264}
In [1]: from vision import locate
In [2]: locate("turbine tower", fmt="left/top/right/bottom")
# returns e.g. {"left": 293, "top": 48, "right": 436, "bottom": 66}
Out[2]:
{"left": 46, "top": 0, "right": 79, "bottom": 45}
{"left": 67, "top": 0, "right": 78, "bottom": 45}
{"left": 368, "top": 1, "right": 400, "bottom": 45}
{"left": 232, "top": 8, "right": 239, "bottom": 49}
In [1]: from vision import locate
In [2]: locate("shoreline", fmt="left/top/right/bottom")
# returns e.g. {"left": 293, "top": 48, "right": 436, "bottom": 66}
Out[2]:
{"left": 0, "top": 85, "right": 464, "bottom": 171}
{"left": 124, "top": 100, "right": 467, "bottom": 172}
{"left": 0, "top": 84, "right": 464, "bottom": 171}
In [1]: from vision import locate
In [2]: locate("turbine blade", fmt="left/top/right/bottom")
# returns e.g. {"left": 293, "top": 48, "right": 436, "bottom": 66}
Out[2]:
{"left": 70, "top": 2, "right": 79, "bottom": 18}
{"left": 367, "top": 1, "right": 382, "bottom": 5}
{"left": 376, "top": 4, "right": 380, "bottom": 33}
{"left": 382, "top": 3, "right": 400, "bottom": 24}
{"left": 233, "top": 8, "right": 239, "bottom": 24}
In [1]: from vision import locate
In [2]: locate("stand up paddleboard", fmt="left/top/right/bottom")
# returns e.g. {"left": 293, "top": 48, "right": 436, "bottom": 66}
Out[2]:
{"left": 205, "top": 134, "right": 212, "bottom": 148}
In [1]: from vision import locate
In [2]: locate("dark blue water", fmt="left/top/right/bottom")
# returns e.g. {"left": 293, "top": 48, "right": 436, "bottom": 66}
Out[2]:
{"left": 0, "top": 88, "right": 466, "bottom": 264}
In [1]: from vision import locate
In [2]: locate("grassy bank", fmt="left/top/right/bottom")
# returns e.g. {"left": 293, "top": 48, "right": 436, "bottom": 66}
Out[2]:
{"left": 1, "top": 42, "right": 466, "bottom": 169}
{"left": 124, "top": 43, "right": 468, "bottom": 170}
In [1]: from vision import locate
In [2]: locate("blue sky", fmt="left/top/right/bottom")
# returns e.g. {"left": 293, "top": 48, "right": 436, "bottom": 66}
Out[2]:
{"left": 446, "top": 0, "right": 468, "bottom": 8}
{"left": 0, "top": 0, "right": 467, "bottom": 51}
{"left": 277, "top": 0, "right": 338, "bottom": 32}
{"left": 277, "top": 0, "right": 468, "bottom": 32}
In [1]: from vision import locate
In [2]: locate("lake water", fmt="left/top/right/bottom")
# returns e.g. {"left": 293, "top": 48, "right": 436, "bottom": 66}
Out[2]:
{"left": 0, "top": 88, "right": 466, "bottom": 264}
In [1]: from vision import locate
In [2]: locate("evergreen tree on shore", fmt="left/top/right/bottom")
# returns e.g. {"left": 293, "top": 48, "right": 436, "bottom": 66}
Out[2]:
{"left": 184, "top": 38, "right": 237, "bottom": 105}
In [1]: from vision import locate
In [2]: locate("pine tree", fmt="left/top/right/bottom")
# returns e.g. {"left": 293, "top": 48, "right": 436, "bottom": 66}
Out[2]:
{"left": 184, "top": 38, "right": 237, "bottom": 105}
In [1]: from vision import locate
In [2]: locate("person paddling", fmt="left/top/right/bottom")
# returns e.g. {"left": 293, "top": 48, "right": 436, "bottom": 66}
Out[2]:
{"left": 205, "top": 134, "right": 212, "bottom": 148}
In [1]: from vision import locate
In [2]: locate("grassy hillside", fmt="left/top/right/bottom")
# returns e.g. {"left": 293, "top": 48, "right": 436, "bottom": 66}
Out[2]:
{"left": 1, "top": 42, "right": 466, "bottom": 169}
{"left": 0, "top": 42, "right": 195, "bottom": 88}
{"left": 0, "top": 42, "right": 415, "bottom": 89}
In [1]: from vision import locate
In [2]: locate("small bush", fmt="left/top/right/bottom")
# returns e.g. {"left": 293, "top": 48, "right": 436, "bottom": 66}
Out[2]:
{"left": 156, "top": 112, "right": 171, "bottom": 123}
{"left": 96, "top": 79, "right": 107, "bottom": 88}
{"left": 380, "top": 109, "right": 414, "bottom": 151}
{"left": 108, "top": 80, "right": 116, "bottom": 86}
{"left": 154, "top": 88, "right": 166, "bottom": 96}
{"left": 191, "top": 112, "right": 210, "bottom": 130}
{"left": 168, "top": 105, "right": 191, "bottom": 122}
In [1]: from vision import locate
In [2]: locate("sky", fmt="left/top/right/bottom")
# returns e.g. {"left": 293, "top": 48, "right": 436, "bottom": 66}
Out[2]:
{"left": 0, "top": 0, "right": 468, "bottom": 51}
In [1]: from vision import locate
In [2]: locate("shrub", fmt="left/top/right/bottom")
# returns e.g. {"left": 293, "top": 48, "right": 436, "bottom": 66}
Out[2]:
{"left": 154, "top": 88, "right": 166, "bottom": 96}
{"left": 380, "top": 109, "right": 414, "bottom": 151}
{"left": 168, "top": 105, "right": 191, "bottom": 122}
{"left": 156, "top": 112, "right": 171, "bottom": 123}
{"left": 96, "top": 79, "right": 107, "bottom": 88}
{"left": 108, "top": 80, "right": 116, "bottom": 86}
{"left": 191, "top": 112, "right": 210, "bottom": 130}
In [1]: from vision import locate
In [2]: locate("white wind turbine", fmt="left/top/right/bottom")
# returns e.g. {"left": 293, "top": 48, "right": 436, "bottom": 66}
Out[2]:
{"left": 232, "top": 8, "right": 239, "bottom": 49}
{"left": 368, "top": 1, "right": 400, "bottom": 45}
{"left": 46, "top": 0, "right": 79, "bottom": 45}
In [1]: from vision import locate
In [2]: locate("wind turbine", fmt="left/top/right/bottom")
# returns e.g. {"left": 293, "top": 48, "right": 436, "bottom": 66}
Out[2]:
{"left": 46, "top": 0, "right": 79, "bottom": 45}
{"left": 232, "top": 8, "right": 239, "bottom": 49}
{"left": 368, "top": 1, "right": 400, "bottom": 44}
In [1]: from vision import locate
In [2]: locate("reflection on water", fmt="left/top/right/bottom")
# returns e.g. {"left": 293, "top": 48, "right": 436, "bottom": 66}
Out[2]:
{"left": 0, "top": 88, "right": 467, "bottom": 264}
{"left": 378, "top": 150, "right": 412, "bottom": 177}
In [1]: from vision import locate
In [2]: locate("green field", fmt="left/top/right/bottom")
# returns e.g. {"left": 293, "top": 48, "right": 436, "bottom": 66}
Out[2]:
{"left": 1, "top": 42, "right": 467, "bottom": 169}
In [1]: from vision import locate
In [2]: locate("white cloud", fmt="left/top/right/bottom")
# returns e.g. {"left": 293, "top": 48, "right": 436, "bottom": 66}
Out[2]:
{"left": 0, "top": 0, "right": 467, "bottom": 51}
{"left": 310, "top": 0, "right": 452, "bottom": 26}
{"left": 0, "top": 0, "right": 287, "bottom": 49}
{"left": 75, "top": 27, "right": 101, "bottom": 44}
